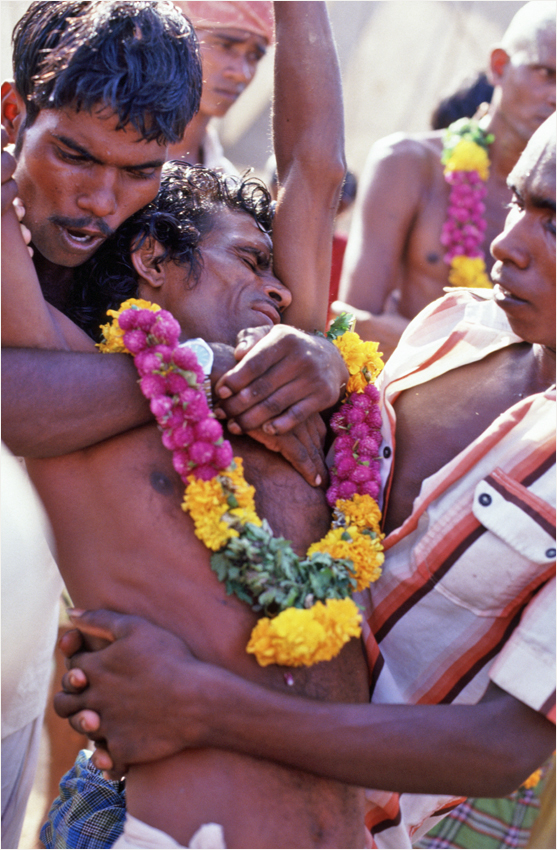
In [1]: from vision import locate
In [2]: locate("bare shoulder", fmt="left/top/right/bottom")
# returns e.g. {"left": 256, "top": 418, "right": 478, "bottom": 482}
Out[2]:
{"left": 47, "top": 303, "right": 98, "bottom": 352}
{"left": 358, "top": 131, "right": 444, "bottom": 205}
{"left": 366, "top": 130, "right": 443, "bottom": 171}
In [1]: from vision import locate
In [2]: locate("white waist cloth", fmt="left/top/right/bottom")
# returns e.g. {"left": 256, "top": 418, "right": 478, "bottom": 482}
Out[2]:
{"left": 112, "top": 814, "right": 226, "bottom": 848}
{"left": 1, "top": 716, "right": 44, "bottom": 849}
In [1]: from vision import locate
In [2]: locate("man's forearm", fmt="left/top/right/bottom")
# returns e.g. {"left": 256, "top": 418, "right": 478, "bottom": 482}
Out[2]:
{"left": 272, "top": 1, "right": 345, "bottom": 332}
{"left": 2, "top": 348, "right": 152, "bottom": 457}
{"left": 57, "top": 612, "right": 554, "bottom": 790}
{"left": 191, "top": 669, "right": 554, "bottom": 797}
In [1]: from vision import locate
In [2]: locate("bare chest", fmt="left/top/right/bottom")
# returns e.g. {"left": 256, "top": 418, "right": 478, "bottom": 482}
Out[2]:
{"left": 400, "top": 163, "right": 511, "bottom": 318}
{"left": 28, "top": 424, "right": 355, "bottom": 679}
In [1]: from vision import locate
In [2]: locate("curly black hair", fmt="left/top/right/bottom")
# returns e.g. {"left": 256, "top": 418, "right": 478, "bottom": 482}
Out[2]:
{"left": 68, "top": 162, "right": 275, "bottom": 340}
{"left": 12, "top": 1, "right": 201, "bottom": 146}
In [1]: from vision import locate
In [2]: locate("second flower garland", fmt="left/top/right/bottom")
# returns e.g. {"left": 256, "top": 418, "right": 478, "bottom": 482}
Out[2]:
{"left": 99, "top": 300, "right": 385, "bottom": 668}
{"left": 441, "top": 117, "right": 494, "bottom": 289}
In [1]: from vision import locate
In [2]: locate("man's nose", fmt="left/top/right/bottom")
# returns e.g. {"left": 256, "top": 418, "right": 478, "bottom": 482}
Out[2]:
{"left": 490, "top": 211, "right": 529, "bottom": 269}
{"left": 225, "top": 52, "right": 254, "bottom": 86}
{"left": 76, "top": 171, "right": 118, "bottom": 219}
{"left": 265, "top": 275, "right": 292, "bottom": 312}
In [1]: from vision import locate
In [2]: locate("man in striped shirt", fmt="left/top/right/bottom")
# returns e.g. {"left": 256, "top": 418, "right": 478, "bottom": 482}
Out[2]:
{"left": 56, "top": 117, "right": 556, "bottom": 848}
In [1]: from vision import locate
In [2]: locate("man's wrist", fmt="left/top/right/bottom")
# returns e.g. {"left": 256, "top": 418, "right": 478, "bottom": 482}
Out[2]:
{"left": 179, "top": 338, "right": 213, "bottom": 376}
{"left": 175, "top": 661, "right": 241, "bottom": 752}
{"left": 328, "top": 339, "right": 350, "bottom": 404}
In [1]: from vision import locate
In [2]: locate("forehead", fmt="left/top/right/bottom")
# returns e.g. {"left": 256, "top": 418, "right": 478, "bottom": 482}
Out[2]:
{"left": 202, "top": 206, "right": 272, "bottom": 252}
{"left": 512, "top": 29, "right": 556, "bottom": 66}
{"left": 197, "top": 27, "right": 268, "bottom": 51}
{"left": 510, "top": 129, "right": 556, "bottom": 199}
{"left": 24, "top": 105, "right": 166, "bottom": 160}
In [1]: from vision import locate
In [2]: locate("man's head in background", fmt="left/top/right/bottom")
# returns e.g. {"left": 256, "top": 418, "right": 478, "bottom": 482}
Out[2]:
{"left": 1, "top": 0, "right": 202, "bottom": 268}
{"left": 175, "top": 1, "right": 273, "bottom": 120}
{"left": 489, "top": 0, "right": 555, "bottom": 143}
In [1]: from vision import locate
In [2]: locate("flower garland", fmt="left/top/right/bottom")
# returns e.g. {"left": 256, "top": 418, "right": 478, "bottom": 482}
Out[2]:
{"left": 99, "top": 301, "right": 385, "bottom": 668}
{"left": 440, "top": 117, "right": 494, "bottom": 289}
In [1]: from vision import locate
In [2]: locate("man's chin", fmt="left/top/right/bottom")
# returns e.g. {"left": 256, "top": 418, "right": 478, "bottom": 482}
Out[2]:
{"left": 33, "top": 239, "right": 99, "bottom": 270}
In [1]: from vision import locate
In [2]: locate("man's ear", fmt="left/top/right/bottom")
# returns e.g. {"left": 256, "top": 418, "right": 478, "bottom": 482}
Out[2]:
{"left": 131, "top": 237, "right": 167, "bottom": 293}
{"left": 489, "top": 47, "right": 511, "bottom": 86}
{"left": 1, "top": 82, "right": 26, "bottom": 144}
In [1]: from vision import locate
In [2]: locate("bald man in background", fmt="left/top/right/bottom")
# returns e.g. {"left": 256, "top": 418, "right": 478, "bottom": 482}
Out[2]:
{"left": 335, "top": 0, "right": 555, "bottom": 360}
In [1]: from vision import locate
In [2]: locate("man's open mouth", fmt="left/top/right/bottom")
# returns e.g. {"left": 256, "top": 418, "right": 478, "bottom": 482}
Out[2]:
{"left": 65, "top": 228, "right": 103, "bottom": 243}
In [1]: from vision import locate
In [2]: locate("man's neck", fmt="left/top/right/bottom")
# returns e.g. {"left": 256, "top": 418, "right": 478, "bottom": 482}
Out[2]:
{"left": 33, "top": 251, "right": 76, "bottom": 313}
{"left": 168, "top": 112, "right": 211, "bottom": 166}
{"left": 531, "top": 343, "right": 557, "bottom": 391}
{"left": 482, "top": 111, "right": 528, "bottom": 180}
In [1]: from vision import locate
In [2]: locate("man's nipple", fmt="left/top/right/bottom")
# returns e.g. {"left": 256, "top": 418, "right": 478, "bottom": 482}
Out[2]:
{"left": 150, "top": 470, "right": 175, "bottom": 496}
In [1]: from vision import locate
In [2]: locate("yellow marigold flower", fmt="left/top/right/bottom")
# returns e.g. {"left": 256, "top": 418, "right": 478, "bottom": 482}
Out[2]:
{"left": 247, "top": 598, "right": 362, "bottom": 667}
{"left": 337, "top": 493, "right": 382, "bottom": 532}
{"left": 117, "top": 298, "right": 161, "bottom": 315}
{"left": 444, "top": 139, "right": 490, "bottom": 181}
{"left": 182, "top": 459, "right": 262, "bottom": 550}
{"left": 349, "top": 536, "right": 384, "bottom": 589}
{"left": 97, "top": 321, "right": 127, "bottom": 354}
{"left": 333, "top": 332, "right": 384, "bottom": 393}
{"left": 308, "top": 526, "right": 351, "bottom": 560}
{"left": 448, "top": 256, "right": 492, "bottom": 289}
{"left": 222, "top": 459, "right": 258, "bottom": 509}
{"left": 97, "top": 298, "right": 161, "bottom": 353}
{"left": 308, "top": 526, "right": 383, "bottom": 591}
{"left": 183, "top": 476, "right": 232, "bottom": 550}
{"left": 521, "top": 768, "right": 542, "bottom": 790}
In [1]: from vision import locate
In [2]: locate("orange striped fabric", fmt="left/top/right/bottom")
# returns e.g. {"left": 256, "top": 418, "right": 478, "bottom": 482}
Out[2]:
{"left": 355, "top": 290, "right": 556, "bottom": 848}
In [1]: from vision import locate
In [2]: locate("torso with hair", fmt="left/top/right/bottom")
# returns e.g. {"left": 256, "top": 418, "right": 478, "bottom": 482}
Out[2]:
{"left": 27, "top": 423, "right": 369, "bottom": 848}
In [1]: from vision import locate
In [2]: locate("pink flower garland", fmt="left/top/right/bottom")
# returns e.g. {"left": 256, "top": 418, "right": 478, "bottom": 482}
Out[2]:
{"left": 118, "top": 306, "right": 233, "bottom": 482}
{"left": 118, "top": 302, "right": 383, "bottom": 512}
{"left": 440, "top": 170, "right": 488, "bottom": 264}
{"left": 326, "top": 383, "right": 383, "bottom": 506}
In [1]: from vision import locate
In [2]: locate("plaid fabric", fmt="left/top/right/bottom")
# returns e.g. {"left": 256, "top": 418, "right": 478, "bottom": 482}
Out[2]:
{"left": 40, "top": 750, "right": 126, "bottom": 849}
{"left": 413, "top": 784, "right": 546, "bottom": 849}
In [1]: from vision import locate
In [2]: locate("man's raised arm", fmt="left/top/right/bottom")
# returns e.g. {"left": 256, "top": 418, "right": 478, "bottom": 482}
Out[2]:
{"left": 335, "top": 135, "right": 428, "bottom": 358}
{"left": 272, "top": 1, "right": 345, "bottom": 332}
{"left": 210, "top": 1, "right": 349, "bottom": 433}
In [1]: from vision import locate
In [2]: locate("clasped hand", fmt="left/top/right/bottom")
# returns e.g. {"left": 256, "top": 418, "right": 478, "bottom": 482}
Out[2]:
{"left": 214, "top": 324, "right": 348, "bottom": 487}
{"left": 55, "top": 610, "right": 210, "bottom": 779}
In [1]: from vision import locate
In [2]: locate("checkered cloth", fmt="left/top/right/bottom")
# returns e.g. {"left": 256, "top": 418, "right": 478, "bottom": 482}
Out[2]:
{"left": 414, "top": 783, "right": 547, "bottom": 849}
{"left": 40, "top": 750, "right": 125, "bottom": 849}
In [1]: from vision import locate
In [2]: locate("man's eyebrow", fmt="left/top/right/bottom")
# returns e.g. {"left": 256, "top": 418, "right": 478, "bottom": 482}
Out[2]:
{"left": 52, "top": 134, "right": 165, "bottom": 170}
{"left": 508, "top": 182, "right": 556, "bottom": 214}
{"left": 211, "top": 30, "right": 267, "bottom": 51}
{"left": 53, "top": 134, "right": 99, "bottom": 162}
{"left": 237, "top": 245, "right": 272, "bottom": 265}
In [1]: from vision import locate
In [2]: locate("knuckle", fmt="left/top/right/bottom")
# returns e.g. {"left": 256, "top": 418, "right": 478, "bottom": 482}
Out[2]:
{"left": 284, "top": 403, "right": 306, "bottom": 426}
{"left": 243, "top": 376, "right": 273, "bottom": 402}
{"left": 260, "top": 395, "right": 285, "bottom": 418}
{"left": 293, "top": 444, "right": 310, "bottom": 465}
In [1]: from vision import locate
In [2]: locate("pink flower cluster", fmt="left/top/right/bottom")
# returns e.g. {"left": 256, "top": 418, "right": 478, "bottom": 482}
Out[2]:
{"left": 327, "top": 383, "right": 383, "bottom": 506}
{"left": 440, "top": 170, "right": 487, "bottom": 263}
{"left": 120, "top": 307, "right": 232, "bottom": 482}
